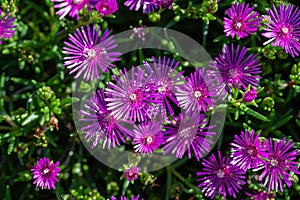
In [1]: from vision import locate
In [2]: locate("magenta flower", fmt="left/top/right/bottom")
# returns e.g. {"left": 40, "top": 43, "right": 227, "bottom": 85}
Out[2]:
{"left": 105, "top": 67, "right": 160, "bottom": 122}
{"left": 262, "top": 3, "right": 300, "bottom": 57}
{"left": 243, "top": 88, "right": 258, "bottom": 102}
{"left": 257, "top": 138, "right": 300, "bottom": 192}
{"left": 63, "top": 24, "right": 120, "bottom": 81}
{"left": 175, "top": 68, "right": 220, "bottom": 113}
{"left": 230, "top": 130, "right": 266, "bottom": 171}
{"left": 144, "top": 56, "right": 184, "bottom": 115}
{"left": 124, "top": 0, "right": 158, "bottom": 13}
{"left": 79, "top": 89, "right": 133, "bottom": 149}
{"left": 125, "top": 166, "right": 140, "bottom": 181}
{"left": 197, "top": 151, "right": 246, "bottom": 199}
{"left": 133, "top": 121, "right": 164, "bottom": 154}
{"left": 153, "top": 0, "right": 173, "bottom": 9}
{"left": 0, "top": 9, "right": 16, "bottom": 44}
{"left": 95, "top": 0, "right": 118, "bottom": 16}
{"left": 52, "top": 0, "right": 88, "bottom": 20}
{"left": 162, "top": 112, "right": 215, "bottom": 160}
{"left": 211, "top": 44, "right": 262, "bottom": 90}
{"left": 31, "top": 157, "right": 60, "bottom": 190}
{"left": 246, "top": 191, "right": 275, "bottom": 200}
{"left": 224, "top": 2, "right": 261, "bottom": 38}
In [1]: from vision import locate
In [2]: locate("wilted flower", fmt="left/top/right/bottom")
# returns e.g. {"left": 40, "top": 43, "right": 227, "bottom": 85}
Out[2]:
{"left": 262, "top": 3, "right": 300, "bottom": 57}
{"left": 230, "top": 130, "right": 266, "bottom": 171}
{"left": 224, "top": 2, "right": 262, "bottom": 38}
{"left": 63, "top": 24, "right": 120, "bottom": 81}
{"left": 257, "top": 138, "right": 300, "bottom": 192}
{"left": 0, "top": 9, "right": 16, "bottom": 44}
{"left": 79, "top": 89, "right": 133, "bottom": 149}
{"left": 95, "top": 0, "right": 118, "bottom": 16}
{"left": 52, "top": 0, "right": 88, "bottom": 20}
{"left": 243, "top": 88, "right": 258, "bottom": 102}
{"left": 125, "top": 166, "right": 140, "bottom": 181}
{"left": 31, "top": 157, "right": 60, "bottom": 190}
{"left": 197, "top": 151, "right": 246, "bottom": 199}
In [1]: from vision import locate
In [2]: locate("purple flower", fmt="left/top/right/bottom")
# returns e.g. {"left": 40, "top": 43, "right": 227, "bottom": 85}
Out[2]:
{"left": 144, "top": 56, "right": 184, "bottom": 115}
{"left": 63, "top": 24, "right": 120, "bottom": 81}
{"left": 31, "top": 157, "right": 60, "bottom": 190}
{"left": 95, "top": 0, "right": 118, "bottom": 16}
{"left": 111, "top": 195, "right": 143, "bottom": 200}
{"left": 125, "top": 166, "right": 140, "bottom": 181}
{"left": 243, "top": 88, "right": 258, "bottom": 102}
{"left": 211, "top": 44, "right": 262, "bottom": 90}
{"left": 262, "top": 3, "right": 300, "bottom": 57}
{"left": 175, "top": 68, "right": 220, "bottom": 113}
{"left": 224, "top": 2, "right": 262, "bottom": 38}
{"left": 257, "top": 138, "right": 300, "bottom": 192}
{"left": 124, "top": 0, "right": 158, "bottom": 14}
{"left": 79, "top": 89, "right": 133, "bottom": 149}
{"left": 154, "top": 0, "right": 173, "bottom": 9}
{"left": 133, "top": 121, "right": 164, "bottom": 154}
{"left": 105, "top": 66, "right": 160, "bottom": 123}
{"left": 52, "top": 0, "right": 88, "bottom": 20}
{"left": 162, "top": 112, "right": 215, "bottom": 161}
{"left": 197, "top": 151, "right": 246, "bottom": 199}
{"left": 246, "top": 191, "right": 275, "bottom": 200}
{"left": 230, "top": 130, "right": 266, "bottom": 171}
{"left": 0, "top": 9, "right": 16, "bottom": 44}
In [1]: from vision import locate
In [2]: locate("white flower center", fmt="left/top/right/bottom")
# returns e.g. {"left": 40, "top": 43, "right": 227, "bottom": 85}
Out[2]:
{"left": 281, "top": 27, "right": 289, "bottom": 34}
{"left": 43, "top": 168, "right": 50, "bottom": 175}
{"left": 247, "top": 149, "right": 253, "bottom": 155}
{"left": 270, "top": 158, "right": 278, "bottom": 167}
{"left": 178, "top": 127, "right": 193, "bottom": 139}
{"left": 146, "top": 136, "right": 153, "bottom": 144}
{"left": 130, "top": 93, "right": 137, "bottom": 101}
{"left": 216, "top": 169, "right": 225, "bottom": 178}
{"left": 72, "top": 0, "right": 84, "bottom": 4}
{"left": 194, "top": 90, "right": 202, "bottom": 99}
{"left": 87, "top": 49, "right": 96, "bottom": 59}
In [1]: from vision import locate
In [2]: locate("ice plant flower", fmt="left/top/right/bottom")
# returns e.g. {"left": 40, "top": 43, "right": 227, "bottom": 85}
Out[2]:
{"left": 133, "top": 121, "right": 164, "bottom": 154}
{"left": 224, "top": 2, "right": 261, "bottom": 38}
{"left": 111, "top": 195, "right": 142, "bottom": 200}
{"left": 153, "top": 0, "right": 173, "bottom": 9}
{"left": 243, "top": 88, "right": 258, "bottom": 102}
{"left": 197, "top": 151, "right": 246, "bottom": 199}
{"left": 125, "top": 166, "right": 140, "bottom": 181}
{"left": 144, "top": 56, "right": 184, "bottom": 115}
{"left": 95, "top": 0, "right": 118, "bottom": 16}
{"left": 0, "top": 9, "right": 16, "bottom": 44}
{"left": 162, "top": 112, "right": 215, "bottom": 160}
{"left": 105, "top": 66, "right": 160, "bottom": 122}
{"left": 52, "top": 0, "right": 88, "bottom": 20}
{"left": 257, "top": 138, "right": 300, "bottom": 192}
{"left": 262, "top": 3, "right": 300, "bottom": 57}
{"left": 63, "top": 24, "right": 120, "bottom": 81}
{"left": 124, "top": 0, "right": 158, "bottom": 14}
{"left": 211, "top": 44, "right": 262, "bottom": 90}
{"left": 175, "top": 68, "right": 220, "bottom": 113}
{"left": 230, "top": 130, "right": 266, "bottom": 171}
{"left": 31, "top": 157, "right": 60, "bottom": 190}
{"left": 79, "top": 89, "right": 133, "bottom": 149}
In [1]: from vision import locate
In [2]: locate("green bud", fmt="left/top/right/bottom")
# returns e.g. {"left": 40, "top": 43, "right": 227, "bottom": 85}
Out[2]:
{"left": 148, "top": 13, "right": 161, "bottom": 23}
{"left": 38, "top": 86, "right": 53, "bottom": 100}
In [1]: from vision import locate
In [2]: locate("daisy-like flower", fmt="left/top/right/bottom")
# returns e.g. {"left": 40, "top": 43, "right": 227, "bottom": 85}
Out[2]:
{"left": 63, "top": 24, "right": 120, "bottom": 81}
{"left": 175, "top": 68, "right": 220, "bottom": 113}
{"left": 0, "top": 9, "right": 16, "bottom": 44}
{"left": 52, "top": 0, "right": 88, "bottom": 20}
{"left": 31, "top": 157, "right": 60, "bottom": 190}
{"left": 262, "top": 3, "right": 300, "bottom": 57}
{"left": 125, "top": 166, "right": 140, "bottom": 181}
{"left": 230, "top": 130, "right": 266, "bottom": 171}
{"left": 224, "top": 2, "right": 262, "bottom": 38}
{"left": 197, "top": 151, "right": 246, "bottom": 199}
{"left": 133, "top": 121, "right": 164, "bottom": 154}
{"left": 211, "top": 44, "right": 262, "bottom": 90}
{"left": 105, "top": 66, "right": 160, "bottom": 122}
{"left": 162, "top": 112, "right": 215, "bottom": 160}
{"left": 95, "top": 0, "right": 118, "bottom": 16}
{"left": 257, "top": 138, "right": 300, "bottom": 192}
{"left": 111, "top": 195, "right": 143, "bottom": 200}
{"left": 124, "top": 0, "right": 158, "bottom": 14}
{"left": 144, "top": 56, "right": 184, "bottom": 115}
{"left": 79, "top": 89, "right": 133, "bottom": 149}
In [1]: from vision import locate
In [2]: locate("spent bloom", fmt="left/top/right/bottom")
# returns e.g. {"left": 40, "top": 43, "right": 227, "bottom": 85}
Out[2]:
{"left": 125, "top": 166, "right": 140, "bottom": 181}
{"left": 133, "top": 121, "right": 164, "bottom": 154}
{"left": 79, "top": 89, "right": 133, "bottom": 149}
{"left": 95, "top": 0, "right": 118, "bottom": 16}
{"left": 52, "top": 0, "right": 88, "bottom": 20}
{"left": 224, "top": 2, "right": 262, "bottom": 38}
{"left": 0, "top": 9, "right": 16, "bottom": 44}
{"left": 230, "top": 130, "right": 266, "bottom": 171}
{"left": 105, "top": 66, "right": 160, "bottom": 122}
{"left": 257, "top": 138, "right": 300, "bottom": 192}
{"left": 31, "top": 157, "right": 60, "bottom": 190}
{"left": 162, "top": 112, "right": 215, "bottom": 160}
{"left": 262, "top": 3, "right": 300, "bottom": 57}
{"left": 243, "top": 88, "right": 258, "bottom": 102}
{"left": 175, "top": 68, "right": 220, "bottom": 113}
{"left": 63, "top": 24, "right": 120, "bottom": 81}
{"left": 212, "top": 44, "right": 262, "bottom": 90}
{"left": 197, "top": 151, "right": 246, "bottom": 199}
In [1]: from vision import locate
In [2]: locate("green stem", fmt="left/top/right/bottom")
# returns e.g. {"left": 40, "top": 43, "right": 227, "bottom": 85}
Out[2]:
{"left": 171, "top": 169, "right": 197, "bottom": 189}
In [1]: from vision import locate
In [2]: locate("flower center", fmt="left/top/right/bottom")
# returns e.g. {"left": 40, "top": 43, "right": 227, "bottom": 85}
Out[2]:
{"left": 130, "top": 93, "right": 137, "bottom": 101}
{"left": 87, "top": 49, "right": 96, "bottom": 58}
{"left": 72, "top": 0, "right": 84, "bottom": 4}
{"left": 270, "top": 158, "right": 279, "bottom": 167}
{"left": 194, "top": 90, "right": 202, "bottom": 99}
{"left": 278, "top": 25, "right": 293, "bottom": 38}
{"left": 42, "top": 168, "right": 50, "bottom": 175}
{"left": 216, "top": 169, "right": 225, "bottom": 178}
{"left": 228, "top": 68, "right": 240, "bottom": 86}
{"left": 233, "top": 21, "right": 243, "bottom": 30}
